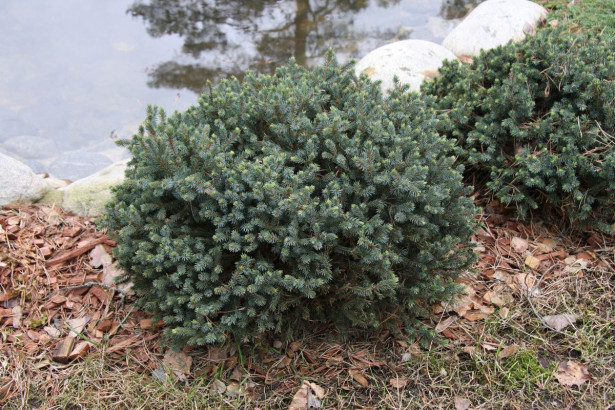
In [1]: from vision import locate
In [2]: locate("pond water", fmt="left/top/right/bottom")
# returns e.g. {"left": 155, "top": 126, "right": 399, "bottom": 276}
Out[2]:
{"left": 0, "top": 0, "right": 480, "bottom": 180}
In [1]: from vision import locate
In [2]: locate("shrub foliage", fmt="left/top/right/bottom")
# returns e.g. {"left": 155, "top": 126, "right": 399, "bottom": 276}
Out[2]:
{"left": 102, "top": 53, "right": 477, "bottom": 347}
{"left": 423, "top": 29, "right": 615, "bottom": 229}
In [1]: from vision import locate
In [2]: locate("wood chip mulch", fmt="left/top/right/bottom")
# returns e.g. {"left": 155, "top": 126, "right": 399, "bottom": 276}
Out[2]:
{"left": 1, "top": 203, "right": 613, "bottom": 407}
{"left": 0, "top": 204, "right": 163, "bottom": 400}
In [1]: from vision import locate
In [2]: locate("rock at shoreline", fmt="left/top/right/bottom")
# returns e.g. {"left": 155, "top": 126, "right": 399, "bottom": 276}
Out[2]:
{"left": 3, "top": 135, "right": 59, "bottom": 159}
{"left": 0, "top": 152, "right": 49, "bottom": 205}
{"left": 442, "top": 0, "right": 547, "bottom": 57}
{"left": 355, "top": 40, "right": 457, "bottom": 93}
{"left": 48, "top": 151, "right": 113, "bottom": 181}
{"left": 59, "top": 160, "right": 128, "bottom": 217}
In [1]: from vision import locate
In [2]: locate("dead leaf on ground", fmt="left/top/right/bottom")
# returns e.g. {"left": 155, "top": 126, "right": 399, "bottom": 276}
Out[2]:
{"left": 43, "top": 326, "right": 61, "bottom": 338}
{"left": 436, "top": 316, "right": 458, "bottom": 333}
{"left": 563, "top": 259, "right": 588, "bottom": 275}
{"left": 524, "top": 255, "right": 541, "bottom": 270}
{"left": 511, "top": 237, "right": 529, "bottom": 253}
{"left": 90, "top": 244, "right": 113, "bottom": 268}
{"left": 498, "top": 345, "right": 518, "bottom": 359}
{"left": 554, "top": 361, "right": 591, "bottom": 386}
{"left": 289, "top": 380, "right": 322, "bottom": 410}
{"left": 307, "top": 382, "right": 325, "bottom": 399}
{"left": 389, "top": 377, "right": 408, "bottom": 388}
{"left": 163, "top": 350, "right": 192, "bottom": 379}
{"left": 229, "top": 365, "right": 244, "bottom": 382}
{"left": 443, "top": 286, "right": 475, "bottom": 316}
{"left": 211, "top": 379, "right": 226, "bottom": 394}
{"left": 543, "top": 314, "right": 577, "bottom": 331}
{"left": 454, "top": 396, "right": 472, "bottom": 410}
{"left": 349, "top": 369, "right": 369, "bottom": 387}
{"left": 11, "top": 305, "right": 22, "bottom": 328}
{"left": 66, "top": 316, "right": 90, "bottom": 337}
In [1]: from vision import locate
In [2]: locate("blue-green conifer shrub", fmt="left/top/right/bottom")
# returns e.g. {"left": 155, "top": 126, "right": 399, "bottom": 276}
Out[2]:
{"left": 423, "top": 29, "right": 615, "bottom": 230}
{"left": 102, "top": 53, "right": 477, "bottom": 347}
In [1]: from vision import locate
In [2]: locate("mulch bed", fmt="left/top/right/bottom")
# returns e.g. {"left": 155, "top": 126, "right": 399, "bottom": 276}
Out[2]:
{"left": 1, "top": 203, "right": 612, "bottom": 408}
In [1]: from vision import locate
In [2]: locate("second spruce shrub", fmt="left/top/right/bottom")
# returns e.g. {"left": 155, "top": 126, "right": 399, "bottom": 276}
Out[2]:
{"left": 423, "top": 29, "right": 615, "bottom": 230}
{"left": 102, "top": 53, "right": 477, "bottom": 347}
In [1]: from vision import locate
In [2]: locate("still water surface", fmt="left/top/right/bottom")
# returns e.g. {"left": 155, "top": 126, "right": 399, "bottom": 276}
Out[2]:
{"left": 0, "top": 0, "right": 479, "bottom": 180}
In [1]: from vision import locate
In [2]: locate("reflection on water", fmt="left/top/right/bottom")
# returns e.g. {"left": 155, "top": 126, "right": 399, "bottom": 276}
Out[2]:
{"left": 130, "top": 0, "right": 481, "bottom": 93}
{"left": 0, "top": 0, "right": 480, "bottom": 180}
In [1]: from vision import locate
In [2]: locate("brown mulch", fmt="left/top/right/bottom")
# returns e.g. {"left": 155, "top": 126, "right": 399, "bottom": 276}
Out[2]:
{"left": 1, "top": 203, "right": 613, "bottom": 408}
{"left": 0, "top": 204, "right": 162, "bottom": 403}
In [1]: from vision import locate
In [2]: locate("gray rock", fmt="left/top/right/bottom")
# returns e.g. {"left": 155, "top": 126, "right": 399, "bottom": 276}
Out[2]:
{"left": 0, "top": 152, "right": 50, "bottom": 205}
{"left": 22, "top": 159, "right": 47, "bottom": 174}
{"left": 0, "top": 117, "right": 38, "bottom": 142}
{"left": 355, "top": 39, "right": 457, "bottom": 93}
{"left": 3, "top": 135, "right": 59, "bottom": 159}
{"left": 59, "top": 160, "right": 128, "bottom": 217}
{"left": 442, "top": 0, "right": 547, "bottom": 57}
{"left": 48, "top": 151, "right": 113, "bottom": 181}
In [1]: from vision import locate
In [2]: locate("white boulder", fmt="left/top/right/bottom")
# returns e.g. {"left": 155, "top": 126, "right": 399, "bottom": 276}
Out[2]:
{"left": 0, "top": 152, "right": 49, "bottom": 205}
{"left": 59, "top": 159, "right": 128, "bottom": 217}
{"left": 355, "top": 39, "right": 457, "bottom": 93}
{"left": 442, "top": 0, "right": 547, "bottom": 57}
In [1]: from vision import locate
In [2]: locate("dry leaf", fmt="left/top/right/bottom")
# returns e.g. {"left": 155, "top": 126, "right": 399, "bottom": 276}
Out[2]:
{"left": 499, "top": 307, "right": 510, "bottom": 319}
{"left": 462, "top": 346, "right": 476, "bottom": 356}
{"left": 524, "top": 255, "right": 541, "bottom": 270}
{"left": 90, "top": 244, "right": 112, "bottom": 268}
{"left": 511, "top": 237, "right": 528, "bottom": 253}
{"left": 289, "top": 381, "right": 322, "bottom": 410}
{"left": 554, "top": 361, "right": 591, "bottom": 386}
{"left": 306, "top": 381, "right": 325, "bottom": 399}
{"left": 463, "top": 311, "right": 489, "bottom": 321}
{"left": 389, "top": 377, "right": 408, "bottom": 388}
{"left": 492, "top": 271, "right": 513, "bottom": 284}
{"left": 483, "top": 291, "right": 505, "bottom": 307}
{"left": 349, "top": 369, "right": 369, "bottom": 387}
{"left": 44, "top": 326, "right": 61, "bottom": 338}
{"left": 563, "top": 259, "right": 588, "bottom": 275}
{"left": 163, "top": 350, "right": 192, "bottom": 378}
{"left": 290, "top": 341, "right": 302, "bottom": 352}
{"left": 481, "top": 343, "right": 498, "bottom": 351}
{"left": 443, "top": 286, "right": 475, "bottom": 316}
{"left": 454, "top": 396, "right": 472, "bottom": 410}
{"left": 543, "top": 314, "right": 577, "bottom": 331}
{"left": 139, "top": 318, "right": 153, "bottom": 330}
{"left": 12, "top": 305, "right": 22, "bottom": 328}
{"left": 288, "top": 385, "right": 308, "bottom": 409}
{"left": 101, "top": 262, "right": 123, "bottom": 285}
{"left": 229, "top": 365, "right": 244, "bottom": 382}
{"left": 498, "top": 345, "right": 518, "bottom": 359}
{"left": 211, "top": 379, "right": 226, "bottom": 394}
{"left": 66, "top": 316, "right": 90, "bottom": 337}
{"left": 436, "top": 316, "right": 458, "bottom": 333}
{"left": 515, "top": 273, "right": 537, "bottom": 294}
{"left": 537, "top": 238, "right": 557, "bottom": 253}
{"left": 225, "top": 381, "right": 241, "bottom": 399}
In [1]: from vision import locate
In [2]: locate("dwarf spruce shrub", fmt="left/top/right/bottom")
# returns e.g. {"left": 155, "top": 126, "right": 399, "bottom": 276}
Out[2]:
{"left": 423, "top": 29, "right": 615, "bottom": 230}
{"left": 102, "top": 53, "right": 477, "bottom": 347}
